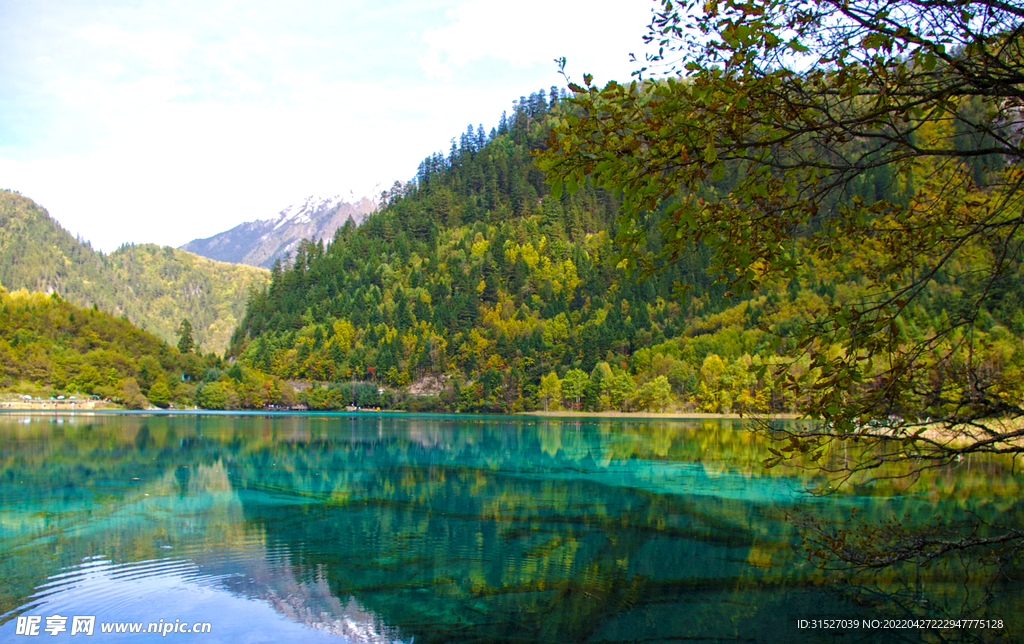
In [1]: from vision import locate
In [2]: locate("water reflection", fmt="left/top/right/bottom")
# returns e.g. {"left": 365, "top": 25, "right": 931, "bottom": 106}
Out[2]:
{"left": 0, "top": 412, "right": 1021, "bottom": 642}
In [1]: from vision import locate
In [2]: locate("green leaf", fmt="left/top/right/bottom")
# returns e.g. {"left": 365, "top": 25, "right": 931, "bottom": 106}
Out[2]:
{"left": 704, "top": 140, "right": 717, "bottom": 164}
{"left": 550, "top": 181, "right": 563, "bottom": 200}
{"left": 923, "top": 50, "right": 936, "bottom": 72}
{"left": 711, "top": 162, "right": 725, "bottom": 182}
{"left": 566, "top": 172, "right": 579, "bottom": 195}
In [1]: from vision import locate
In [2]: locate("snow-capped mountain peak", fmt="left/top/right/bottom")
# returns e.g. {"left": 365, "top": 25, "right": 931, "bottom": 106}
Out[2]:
{"left": 180, "top": 193, "right": 377, "bottom": 269}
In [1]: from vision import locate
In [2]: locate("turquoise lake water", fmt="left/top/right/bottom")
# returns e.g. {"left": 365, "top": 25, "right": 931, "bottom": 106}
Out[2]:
{"left": 0, "top": 412, "right": 1021, "bottom": 642}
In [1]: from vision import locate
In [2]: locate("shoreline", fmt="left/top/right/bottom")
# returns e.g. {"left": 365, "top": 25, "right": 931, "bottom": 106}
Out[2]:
{"left": 518, "top": 410, "right": 799, "bottom": 420}
{"left": 0, "top": 401, "right": 110, "bottom": 411}
{"left": 0, "top": 405, "right": 799, "bottom": 421}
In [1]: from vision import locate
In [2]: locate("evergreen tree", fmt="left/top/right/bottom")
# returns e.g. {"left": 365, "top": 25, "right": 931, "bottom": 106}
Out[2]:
{"left": 177, "top": 319, "right": 195, "bottom": 354}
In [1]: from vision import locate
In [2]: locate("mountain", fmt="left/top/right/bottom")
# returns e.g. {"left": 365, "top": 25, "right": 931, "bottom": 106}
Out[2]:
{"left": 0, "top": 284, "right": 200, "bottom": 406}
{"left": 180, "top": 194, "right": 377, "bottom": 269}
{"left": 0, "top": 285, "right": 295, "bottom": 410}
{"left": 229, "top": 90, "right": 700, "bottom": 413}
{"left": 0, "top": 189, "right": 269, "bottom": 354}
{"left": 228, "top": 89, "right": 1024, "bottom": 416}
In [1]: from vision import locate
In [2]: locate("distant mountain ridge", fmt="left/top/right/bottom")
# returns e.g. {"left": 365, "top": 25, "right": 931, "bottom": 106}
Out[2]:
{"left": 0, "top": 189, "right": 268, "bottom": 354}
{"left": 181, "top": 194, "right": 377, "bottom": 269}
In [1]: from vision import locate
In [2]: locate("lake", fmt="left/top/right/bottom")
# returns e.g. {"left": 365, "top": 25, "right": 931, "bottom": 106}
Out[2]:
{"left": 0, "top": 412, "right": 1021, "bottom": 642}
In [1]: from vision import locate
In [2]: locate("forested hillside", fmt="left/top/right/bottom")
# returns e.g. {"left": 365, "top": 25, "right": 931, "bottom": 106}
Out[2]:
{"left": 0, "top": 285, "right": 193, "bottom": 407}
{"left": 0, "top": 190, "right": 269, "bottom": 353}
{"left": 0, "top": 286, "right": 294, "bottom": 409}
{"left": 229, "top": 87, "right": 1024, "bottom": 415}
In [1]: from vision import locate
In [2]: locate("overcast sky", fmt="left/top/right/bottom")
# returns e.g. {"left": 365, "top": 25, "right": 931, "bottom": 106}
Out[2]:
{"left": 0, "top": 0, "right": 655, "bottom": 252}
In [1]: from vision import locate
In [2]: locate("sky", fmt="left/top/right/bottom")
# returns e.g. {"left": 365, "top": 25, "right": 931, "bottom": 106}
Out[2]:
{"left": 0, "top": 0, "right": 656, "bottom": 252}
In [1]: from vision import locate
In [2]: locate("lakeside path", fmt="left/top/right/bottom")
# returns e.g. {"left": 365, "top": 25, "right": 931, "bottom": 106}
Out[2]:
{"left": 0, "top": 400, "right": 109, "bottom": 410}
{"left": 0, "top": 405, "right": 799, "bottom": 420}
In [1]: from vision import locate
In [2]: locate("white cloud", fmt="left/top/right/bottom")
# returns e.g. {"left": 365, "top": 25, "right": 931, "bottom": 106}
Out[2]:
{"left": 0, "top": 77, "right": 526, "bottom": 252}
{"left": 96, "top": 61, "right": 125, "bottom": 76}
{"left": 113, "top": 76, "right": 186, "bottom": 104}
{"left": 1, "top": 0, "right": 659, "bottom": 253}
{"left": 420, "top": 0, "right": 652, "bottom": 82}
{"left": 77, "top": 25, "right": 194, "bottom": 70}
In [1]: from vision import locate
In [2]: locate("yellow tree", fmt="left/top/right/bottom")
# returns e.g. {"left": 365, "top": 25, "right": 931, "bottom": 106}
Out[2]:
{"left": 539, "top": 0, "right": 1024, "bottom": 574}
{"left": 540, "top": 0, "right": 1024, "bottom": 469}
{"left": 538, "top": 371, "right": 562, "bottom": 411}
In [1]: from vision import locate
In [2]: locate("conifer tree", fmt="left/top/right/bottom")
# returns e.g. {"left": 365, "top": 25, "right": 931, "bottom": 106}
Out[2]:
{"left": 177, "top": 319, "right": 195, "bottom": 354}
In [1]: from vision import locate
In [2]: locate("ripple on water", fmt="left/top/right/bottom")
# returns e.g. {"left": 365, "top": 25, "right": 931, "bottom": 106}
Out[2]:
{"left": 2, "top": 538, "right": 411, "bottom": 643}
